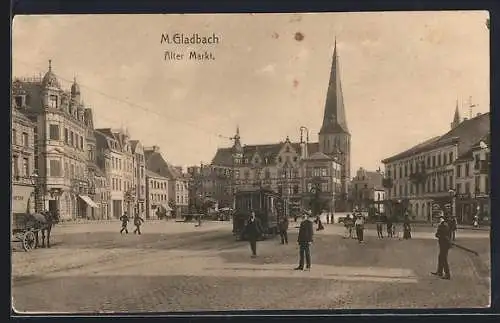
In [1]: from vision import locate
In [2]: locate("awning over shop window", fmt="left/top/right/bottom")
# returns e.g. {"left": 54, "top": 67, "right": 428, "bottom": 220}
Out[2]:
{"left": 79, "top": 195, "right": 99, "bottom": 208}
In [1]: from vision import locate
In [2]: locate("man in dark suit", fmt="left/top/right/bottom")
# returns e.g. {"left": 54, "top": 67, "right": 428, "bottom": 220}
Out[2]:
{"left": 431, "top": 216, "right": 452, "bottom": 280}
{"left": 295, "top": 211, "right": 314, "bottom": 271}
{"left": 279, "top": 216, "right": 289, "bottom": 244}
{"left": 243, "top": 211, "right": 263, "bottom": 258}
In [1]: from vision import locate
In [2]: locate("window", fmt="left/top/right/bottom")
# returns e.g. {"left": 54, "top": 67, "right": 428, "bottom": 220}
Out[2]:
{"left": 12, "top": 129, "right": 17, "bottom": 145}
{"left": 12, "top": 155, "right": 19, "bottom": 178}
{"left": 49, "top": 124, "right": 60, "bottom": 140}
{"left": 456, "top": 165, "right": 462, "bottom": 178}
{"left": 443, "top": 177, "right": 447, "bottom": 191}
{"left": 443, "top": 153, "right": 447, "bottom": 165}
{"left": 22, "top": 158, "right": 29, "bottom": 176}
{"left": 49, "top": 95, "right": 58, "bottom": 109}
{"left": 321, "top": 168, "right": 327, "bottom": 177}
{"left": 449, "top": 152, "right": 453, "bottom": 163}
{"left": 432, "top": 156, "right": 436, "bottom": 167}
{"left": 64, "top": 128, "right": 69, "bottom": 144}
{"left": 437, "top": 154, "right": 441, "bottom": 166}
{"left": 15, "top": 96, "right": 23, "bottom": 107}
{"left": 485, "top": 177, "right": 489, "bottom": 193}
{"left": 80, "top": 136, "right": 84, "bottom": 150}
{"left": 456, "top": 183, "right": 462, "bottom": 194}
{"left": 475, "top": 176, "right": 481, "bottom": 193}
{"left": 321, "top": 183, "right": 328, "bottom": 192}
{"left": 49, "top": 160, "right": 62, "bottom": 177}
{"left": 465, "top": 182, "right": 470, "bottom": 194}
{"left": 22, "top": 132, "right": 29, "bottom": 147}
{"left": 465, "top": 164, "right": 470, "bottom": 177}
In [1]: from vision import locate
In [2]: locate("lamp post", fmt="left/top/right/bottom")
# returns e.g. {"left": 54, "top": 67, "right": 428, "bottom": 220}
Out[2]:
{"left": 30, "top": 171, "right": 39, "bottom": 213}
{"left": 448, "top": 189, "right": 456, "bottom": 219}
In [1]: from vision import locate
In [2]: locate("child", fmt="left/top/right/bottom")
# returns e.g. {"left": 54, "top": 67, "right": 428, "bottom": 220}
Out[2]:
{"left": 119, "top": 212, "right": 129, "bottom": 234}
{"left": 133, "top": 213, "right": 145, "bottom": 235}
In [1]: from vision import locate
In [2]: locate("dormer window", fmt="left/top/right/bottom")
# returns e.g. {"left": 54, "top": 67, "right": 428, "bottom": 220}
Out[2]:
{"left": 49, "top": 95, "right": 58, "bottom": 109}
{"left": 15, "top": 96, "right": 23, "bottom": 107}
{"left": 285, "top": 146, "right": 290, "bottom": 153}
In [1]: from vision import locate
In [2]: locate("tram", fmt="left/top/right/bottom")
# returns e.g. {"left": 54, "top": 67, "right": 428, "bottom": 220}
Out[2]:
{"left": 232, "top": 188, "right": 283, "bottom": 241}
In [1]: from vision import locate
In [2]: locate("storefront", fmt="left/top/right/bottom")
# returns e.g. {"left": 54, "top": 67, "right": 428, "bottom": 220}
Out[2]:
{"left": 455, "top": 194, "right": 490, "bottom": 225}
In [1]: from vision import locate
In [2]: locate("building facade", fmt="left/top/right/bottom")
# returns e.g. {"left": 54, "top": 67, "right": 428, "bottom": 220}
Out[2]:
{"left": 381, "top": 108, "right": 490, "bottom": 222}
{"left": 144, "top": 146, "right": 190, "bottom": 217}
{"left": 208, "top": 40, "right": 351, "bottom": 213}
{"left": 131, "top": 140, "right": 147, "bottom": 215}
{"left": 11, "top": 101, "right": 36, "bottom": 218}
{"left": 454, "top": 134, "right": 490, "bottom": 224}
{"left": 96, "top": 129, "right": 123, "bottom": 218}
{"left": 145, "top": 170, "right": 169, "bottom": 219}
{"left": 350, "top": 167, "right": 384, "bottom": 211}
{"left": 12, "top": 61, "right": 95, "bottom": 220}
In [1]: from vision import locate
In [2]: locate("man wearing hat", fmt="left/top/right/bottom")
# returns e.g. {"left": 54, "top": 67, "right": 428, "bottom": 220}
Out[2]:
{"left": 431, "top": 215, "right": 452, "bottom": 280}
{"left": 295, "top": 210, "right": 314, "bottom": 270}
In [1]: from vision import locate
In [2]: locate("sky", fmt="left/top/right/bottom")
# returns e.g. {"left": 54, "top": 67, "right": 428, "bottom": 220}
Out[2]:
{"left": 12, "top": 12, "right": 490, "bottom": 176}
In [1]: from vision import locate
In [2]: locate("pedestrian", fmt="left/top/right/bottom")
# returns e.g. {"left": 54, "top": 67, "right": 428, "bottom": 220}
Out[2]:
{"left": 354, "top": 214, "right": 365, "bottom": 243}
{"left": 294, "top": 211, "right": 314, "bottom": 271}
{"left": 119, "top": 212, "right": 129, "bottom": 234}
{"left": 431, "top": 216, "right": 452, "bottom": 280}
{"left": 279, "top": 216, "right": 289, "bottom": 244}
{"left": 133, "top": 212, "right": 145, "bottom": 235}
{"left": 473, "top": 214, "right": 479, "bottom": 228}
{"left": 343, "top": 214, "right": 352, "bottom": 239}
{"left": 403, "top": 216, "right": 412, "bottom": 240}
{"left": 316, "top": 214, "right": 324, "bottom": 231}
{"left": 376, "top": 212, "right": 384, "bottom": 239}
{"left": 386, "top": 217, "right": 393, "bottom": 238}
{"left": 326, "top": 212, "right": 330, "bottom": 224}
{"left": 243, "top": 211, "right": 263, "bottom": 258}
{"left": 449, "top": 216, "right": 457, "bottom": 241}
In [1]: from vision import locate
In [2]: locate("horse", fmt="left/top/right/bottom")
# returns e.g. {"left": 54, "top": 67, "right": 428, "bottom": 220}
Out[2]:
{"left": 28, "top": 211, "right": 60, "bottom": 248}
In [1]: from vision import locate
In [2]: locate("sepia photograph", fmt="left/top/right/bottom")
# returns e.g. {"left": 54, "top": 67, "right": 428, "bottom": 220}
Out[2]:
{"left": 11, "top": 11, "right": 490, "bottom": 313}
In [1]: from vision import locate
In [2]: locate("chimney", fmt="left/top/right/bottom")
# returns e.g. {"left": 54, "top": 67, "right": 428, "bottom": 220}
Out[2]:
{"left": 476, "top": 112, "right": 481, "bottom": 117}
{"left": 463, "top": 117, "right": 469, "bottom": 122}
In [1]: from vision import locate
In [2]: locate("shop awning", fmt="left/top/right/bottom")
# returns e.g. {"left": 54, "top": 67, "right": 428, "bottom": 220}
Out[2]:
{"left": 79, "top": 195, "right": 99, "bottom": 208}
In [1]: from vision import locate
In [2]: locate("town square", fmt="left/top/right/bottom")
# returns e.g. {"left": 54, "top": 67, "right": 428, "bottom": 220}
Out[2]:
{"left": 11, "top": 12, "right": 490, "bottom": 313}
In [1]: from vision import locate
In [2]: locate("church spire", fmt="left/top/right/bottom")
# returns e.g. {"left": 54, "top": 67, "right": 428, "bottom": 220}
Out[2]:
{"left": 451, "top": 99, "right": 461, "bottom": 129}
{"left": 231, "top": 125, "right": 243, "bottom": 154}
{"left": 319, "top": 37, "right": 349, "bottom": 135}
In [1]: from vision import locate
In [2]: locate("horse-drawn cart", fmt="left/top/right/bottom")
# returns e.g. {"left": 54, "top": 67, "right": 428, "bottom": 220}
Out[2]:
{"left": 11, "top": 213, "right": 43, "bottom": 252}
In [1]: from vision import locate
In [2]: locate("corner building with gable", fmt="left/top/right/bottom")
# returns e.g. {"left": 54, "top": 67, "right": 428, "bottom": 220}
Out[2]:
{"left": 207, "top": 41, "right": 350, "bottom": 213}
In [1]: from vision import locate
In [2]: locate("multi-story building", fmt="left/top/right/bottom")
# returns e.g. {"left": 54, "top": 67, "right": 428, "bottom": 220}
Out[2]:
{"left": 454, "top": 134, "right": 490, "bottom": 224}
{"left": 130, "top": 140, "right": 147, "bottom": 215}
{"left": 12, "top": 61, "right": 94, "bottom": 220}
{"left": 209, "top": 40, "right": 351, "bottom": 212}
{"left": 144, "top": 146, "right": 190, "bottom": 217}
{"left": 350, "top": 167, "right": 384, "bottom": 211}
{"left": 381, "top": 107, "right": 490, "bottom": 222}
{"left": 145, "top": 170, "right": 169, "bottom": 219}
{"left": 96, "top": 129, "right": 124, "bottom": 218}
{"left": 11, "top": 100, "right": 36, "bottom": 218}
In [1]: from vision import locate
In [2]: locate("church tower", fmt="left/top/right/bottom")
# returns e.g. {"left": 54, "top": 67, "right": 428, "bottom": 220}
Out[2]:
{"left": 318, "top": 39, "right": 351, "bottom": 210}
{"left": 450, "top": 99, "right": 461, "bottom": 130}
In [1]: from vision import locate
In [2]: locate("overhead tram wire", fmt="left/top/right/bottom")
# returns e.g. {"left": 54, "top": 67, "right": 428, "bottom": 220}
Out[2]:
{"left": 12, "top": 58, "right": 234, "bottom": 142}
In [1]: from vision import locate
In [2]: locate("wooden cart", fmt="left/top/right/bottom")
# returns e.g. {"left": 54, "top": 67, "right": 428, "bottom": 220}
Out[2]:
{"left": 12, "top": 213, "right": 39, "bottom": 252}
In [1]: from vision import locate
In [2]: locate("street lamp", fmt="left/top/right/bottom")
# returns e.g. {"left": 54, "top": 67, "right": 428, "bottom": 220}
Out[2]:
{"left": 448, "top": 189, "right": 456, "bottom": 219}
{"left": 30, "top": 171, "right": 39, "bottom": 213}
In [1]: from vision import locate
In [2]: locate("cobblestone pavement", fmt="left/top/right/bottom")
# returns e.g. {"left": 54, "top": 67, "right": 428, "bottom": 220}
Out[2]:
{"left": 12, "top": 222, "right": 490, "bottom": 313}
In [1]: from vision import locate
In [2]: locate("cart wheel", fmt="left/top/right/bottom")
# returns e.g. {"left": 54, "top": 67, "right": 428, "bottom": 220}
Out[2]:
{"left": 23, "top": 231, "right": 36, "bottom": 252}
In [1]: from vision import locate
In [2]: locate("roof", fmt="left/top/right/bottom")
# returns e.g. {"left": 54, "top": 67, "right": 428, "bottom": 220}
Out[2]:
{"left": 211, "top": 142, "right": 320, "bottom": 167}
{"left": 146, "top": 170, "right": 168, "bottom": 179}
{"left": 382, "top": 112, "right": 490, "bottom": 163}
{"left": 455, "top": 133, "right": 491, "bottom": 162}
{"left": 306, "top": 152, "right": 333, "bottom": 161}
{"left": 144, "top": 149, "right": 182, "bottom": 179}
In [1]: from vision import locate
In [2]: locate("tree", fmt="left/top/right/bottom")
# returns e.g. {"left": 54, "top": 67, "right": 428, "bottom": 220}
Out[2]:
{"left": 168, "top": 199, "right": 177, "bottom": 217}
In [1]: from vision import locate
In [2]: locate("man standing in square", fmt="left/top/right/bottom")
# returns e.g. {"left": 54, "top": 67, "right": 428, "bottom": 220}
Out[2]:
{"left": 294, "top": 211, "right": 314, "bottom": 271}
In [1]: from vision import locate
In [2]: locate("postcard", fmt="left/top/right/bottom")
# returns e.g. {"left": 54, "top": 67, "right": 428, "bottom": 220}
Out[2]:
{"left": 11, "top": 12, "right": 490, "bottom": 313}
